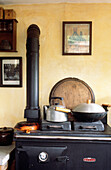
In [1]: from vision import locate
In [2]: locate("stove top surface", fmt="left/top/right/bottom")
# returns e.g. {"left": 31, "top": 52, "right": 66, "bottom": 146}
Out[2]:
{"left": 14, "top": 124, "right": 111, "bottom": 139}
{"left": 14, "top": 118, "right": 111, "bottom": 141}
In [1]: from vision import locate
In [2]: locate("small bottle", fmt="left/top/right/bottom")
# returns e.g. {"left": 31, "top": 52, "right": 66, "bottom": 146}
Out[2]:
{"left": 0, "top": 23, "right": 2, "bottom": 31}
{"left": 3, "top": 22, "right": 6, "bottom": 31}
{"left": 8, "top": 22, "right": 12, "bottom": 31}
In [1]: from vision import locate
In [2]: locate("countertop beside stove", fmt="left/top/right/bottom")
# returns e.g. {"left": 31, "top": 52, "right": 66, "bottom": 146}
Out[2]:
{"left": 0, "top": 143, "right": 15, "bottom": 166}
{"left": 14, "top": 124, "right": 111, "bottom": 141}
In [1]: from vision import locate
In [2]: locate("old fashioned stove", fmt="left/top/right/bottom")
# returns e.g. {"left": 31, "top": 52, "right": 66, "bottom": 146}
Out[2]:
{"left": 14, "top": 24, "right": 111, "bottom": 170}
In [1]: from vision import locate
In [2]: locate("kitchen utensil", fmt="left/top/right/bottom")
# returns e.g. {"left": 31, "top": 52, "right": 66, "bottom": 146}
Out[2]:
{"left": 49, "top": 77, "right": 95, "bottom": 110}
{"left": 0, "top": 127, "right": 14, "bottom": 146}
{"left": 46, "top": 97, "right": 68, "bottom": 122}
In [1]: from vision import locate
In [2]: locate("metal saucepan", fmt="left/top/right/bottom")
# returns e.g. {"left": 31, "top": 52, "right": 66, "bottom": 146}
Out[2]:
{"left": 55, "top": 100, "right": 107, "bottom": 122}
{"left": 15, "top": 121, "right": 40, "bottom": 133}
{"left": 46, "top": 97, "right": 68, "bottom": 122}
{"left": 0, "top": 127, "right": 14, "bottom": 146}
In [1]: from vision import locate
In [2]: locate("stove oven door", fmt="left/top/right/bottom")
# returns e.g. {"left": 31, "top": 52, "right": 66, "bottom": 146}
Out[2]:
{"left": 67, "top": 142, "right": 111, "bottom": 170}
{"left": 16, "top": 146, "right": 68, "bottom": 170}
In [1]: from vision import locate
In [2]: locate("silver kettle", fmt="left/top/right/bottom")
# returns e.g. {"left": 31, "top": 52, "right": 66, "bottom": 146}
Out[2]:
{"left": 46, "top": 97, "right": 68, "bottom": 122}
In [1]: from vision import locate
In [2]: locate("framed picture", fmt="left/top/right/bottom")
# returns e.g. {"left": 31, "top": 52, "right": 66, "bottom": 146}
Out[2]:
{"left": 0, "top": 57, "right": 22, "bottom": 87}
{"left": 62, "top": 21, "right": 92, "bottom": 55}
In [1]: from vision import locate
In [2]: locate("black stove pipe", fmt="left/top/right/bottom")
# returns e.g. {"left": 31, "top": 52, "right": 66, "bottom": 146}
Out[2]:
{"left": 24, "top": 24, "right": 41, "bottom": 122}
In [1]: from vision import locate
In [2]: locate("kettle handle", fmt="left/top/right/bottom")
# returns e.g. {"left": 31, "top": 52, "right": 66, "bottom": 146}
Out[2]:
{"left": 50, "top": 97, "right": 65, "bottom": 106}
{"left": 50, "top": 97, "right": 64, "bottom": 100}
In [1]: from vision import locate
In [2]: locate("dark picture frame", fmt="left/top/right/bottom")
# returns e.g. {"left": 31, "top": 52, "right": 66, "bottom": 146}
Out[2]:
{"left": 0, "top": 57, "right": 22, "bottom": 87}
{"left": 62, "top": 21, "right": 92, "bottom": 55}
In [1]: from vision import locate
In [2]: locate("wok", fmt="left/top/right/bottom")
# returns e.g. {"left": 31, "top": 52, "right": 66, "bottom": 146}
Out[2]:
{"left": 55, "top": 101, "right": 107, "bottom": 122}
{"left": 71, "top": 103, "right": 107, "bottom": 122}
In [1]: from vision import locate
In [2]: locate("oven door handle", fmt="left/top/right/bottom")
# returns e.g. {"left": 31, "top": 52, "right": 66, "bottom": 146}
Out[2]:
{"left": 17, "top": 147, "right": 25, "bottom": 152}
{"left": 56, "top": 156, "right": 69, "bottom": 162}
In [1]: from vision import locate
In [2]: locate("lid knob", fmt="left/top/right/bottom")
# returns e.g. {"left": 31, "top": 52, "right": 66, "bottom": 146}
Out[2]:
{"left": 87, "top": 99, "right": 91, "bottom": 104}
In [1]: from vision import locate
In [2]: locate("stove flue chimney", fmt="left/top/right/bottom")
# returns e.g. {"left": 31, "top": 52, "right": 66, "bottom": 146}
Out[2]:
{"left": 24, "top": 24, "right": 41, "bottom": 122}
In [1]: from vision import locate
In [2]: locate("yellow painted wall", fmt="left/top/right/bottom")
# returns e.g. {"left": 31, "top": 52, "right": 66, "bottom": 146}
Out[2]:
{"left": 0, "top": 3, "right": 111, "bottom": 127}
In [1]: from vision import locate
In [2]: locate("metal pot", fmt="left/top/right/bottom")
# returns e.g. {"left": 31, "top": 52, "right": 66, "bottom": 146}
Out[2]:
{"left": 14, "top": 121, "right": 40, "bottom": 132}
{"left": 72, "top": 102, "right": 107, "bottom": 122}
{"left": 46, "top": 97, "right": 68, "bottom": 122}
{"left": 0, "top": 127, "right": 14, "bottom": 146}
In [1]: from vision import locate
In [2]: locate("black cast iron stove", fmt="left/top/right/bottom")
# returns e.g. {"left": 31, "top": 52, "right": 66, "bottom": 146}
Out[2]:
{"left": 14, "top": 24, "right": 111, "bottom": 170}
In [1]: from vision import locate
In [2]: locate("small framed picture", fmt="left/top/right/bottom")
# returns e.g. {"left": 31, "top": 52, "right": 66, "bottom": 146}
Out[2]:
{"left": 0, "top": 57, "right": 22, "bottom": 87}
{"left": 62, "top": 21, "right": 92, "bottom": 55}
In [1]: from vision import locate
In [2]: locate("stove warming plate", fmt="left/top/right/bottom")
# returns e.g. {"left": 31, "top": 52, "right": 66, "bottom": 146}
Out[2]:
{"left": 73, "top": 120, "right": 104, "bottom": 131}
{"left": 41, "top": 121, "right": 71, "bottom": 131}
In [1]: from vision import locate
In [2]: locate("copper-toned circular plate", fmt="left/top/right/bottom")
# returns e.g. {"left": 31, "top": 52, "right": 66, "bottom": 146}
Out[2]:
{"left": 49, "top": 77, "right": 95, "bottom": 110}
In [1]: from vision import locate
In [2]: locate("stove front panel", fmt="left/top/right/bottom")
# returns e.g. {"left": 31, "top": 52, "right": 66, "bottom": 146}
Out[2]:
{"left": 15, "top": 138, "right": 111, "bottom": 170}
{"left": 16, "top": 144, "right": 68, "bottom": 170}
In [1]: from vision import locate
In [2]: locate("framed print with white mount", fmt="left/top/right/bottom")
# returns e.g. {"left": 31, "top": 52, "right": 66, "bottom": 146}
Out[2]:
{"left": 62, "top": 21, "right": 92, "bottom": 55}
{"left": 0, "top": 57, "right": 22, "bottom": 87}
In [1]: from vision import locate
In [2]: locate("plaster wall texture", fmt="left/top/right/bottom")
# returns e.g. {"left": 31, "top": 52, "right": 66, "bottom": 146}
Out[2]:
{"left": 0, "top": 3, "right": 111, "bottom": 126}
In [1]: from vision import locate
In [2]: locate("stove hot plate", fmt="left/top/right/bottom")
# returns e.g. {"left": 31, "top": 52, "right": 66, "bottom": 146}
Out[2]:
{"left": 41, "top": 120, "right": 71, "bottom": 131}
{"left": 73, "top": 120, "right": 104, "bottom": 131}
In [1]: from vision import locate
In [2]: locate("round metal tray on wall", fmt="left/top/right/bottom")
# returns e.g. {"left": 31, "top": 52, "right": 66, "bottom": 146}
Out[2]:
{"left": 49, "top": 77, "right": 95, "bottom": 110}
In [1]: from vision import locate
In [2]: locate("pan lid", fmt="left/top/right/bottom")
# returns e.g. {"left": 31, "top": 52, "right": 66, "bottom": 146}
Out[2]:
{"left": 0, "top": 127, "right": 13, "bottom": 133}
{"left": 72, "top": 103, "right": 105, "bottom": 113}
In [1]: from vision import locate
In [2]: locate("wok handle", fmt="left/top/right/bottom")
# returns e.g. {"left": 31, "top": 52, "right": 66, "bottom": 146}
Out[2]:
{"left": 102, "top": 104, "right": 111, "bottom": 111}
{"left": 102, "top": 104, "right": 111, "bottom": 107}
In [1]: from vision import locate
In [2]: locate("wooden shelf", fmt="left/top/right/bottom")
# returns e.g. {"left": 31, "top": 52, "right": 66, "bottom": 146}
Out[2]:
{"left": 0, "top": 50, "right": 17, "bottom": 52}
{"left": 0, "top": 19, "right": 18, "bottom": 52}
